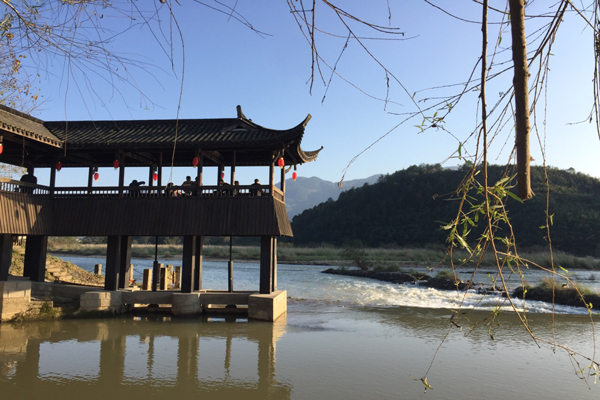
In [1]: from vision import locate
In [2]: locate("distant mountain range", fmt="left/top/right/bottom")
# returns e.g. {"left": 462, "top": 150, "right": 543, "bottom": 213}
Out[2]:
{"left": 282, "top": 174, "right": 381, "bottom": 218}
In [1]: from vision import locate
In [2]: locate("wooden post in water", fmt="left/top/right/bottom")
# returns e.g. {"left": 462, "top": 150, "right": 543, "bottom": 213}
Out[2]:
{"left": 94, "top": 264, "right": 102, "bottom": 275}
{"left": 228, "top": 237, "right": 233, "bottom": 293}
{"left": 166, "top": 265, "right": 173, "bottom": 290}
{"left": 152, "top": 236, "right": 160, "bottom": 291}
{"left": 129, "top": 264, "right": 134, "bottom": 286}
{"left": 160, "top": 266, "right": 167, "bottom": 291}
{"left": 174, "top": 266, "right": 181, "bottom": 289}
{"left": 142, "top": 269, "right": 152, "bottom": 291}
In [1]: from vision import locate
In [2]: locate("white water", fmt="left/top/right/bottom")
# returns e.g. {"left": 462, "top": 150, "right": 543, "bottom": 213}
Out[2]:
{"left": 58, "top": 256, "right": 596, "bottom": 315}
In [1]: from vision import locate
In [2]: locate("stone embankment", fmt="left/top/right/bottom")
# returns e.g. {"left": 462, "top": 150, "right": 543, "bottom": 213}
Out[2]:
{"left": 2, "top": 247, "right": 105, "bottom": 321}
{"left": 11, "top": 246, "right": 104, "bottom": 287}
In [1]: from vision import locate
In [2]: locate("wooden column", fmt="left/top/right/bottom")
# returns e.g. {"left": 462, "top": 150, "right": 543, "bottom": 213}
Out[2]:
{"left": 158, "top": 152, "right": 163, "bottom": 193}
{"left": 105, "top": 235, "right": 121, "bottom": 291}
{"left": 118, "top": 162, "right": 125, "bottom": 198}
{"left": 118, "top": 236, "right": 132, "bottom": 289}
{"left": 0, "top": 234, "right": 13, "bottom": 281}
{"left": 269, "top": 158, "right": 275, "bottom": 197}
{"left": 24, "top": 235, "right": 48, "bottom": 282}
{"left": 218, "top": 165, "right": 224, "bottom": 182}
{"left": 260, "top": 236, "right": 274, "bottom": 294}
{"left": 87, "top": 166, "right": 94, "bottom": 193}
{"left": 49, "top": 164, "right": 56, "bottom": 198}
{"left": 181, "top": 235, "right": 196, "bottom": 293}
{"left": 230, "top": 151, "right": 236, "bottom": 184}
{"left": 194, "top": 236, "right": 203, "bottom": 291}
{"left": 196, "top": 150, "right": 203, "bottom": 197}
{"left": 148, "top": 166, "right": 154, "bottom": 192}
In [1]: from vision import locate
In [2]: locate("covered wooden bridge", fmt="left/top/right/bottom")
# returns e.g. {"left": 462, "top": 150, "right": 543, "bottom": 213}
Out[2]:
{"left": 0, "top": 104, "right": 322, "bottom": 320}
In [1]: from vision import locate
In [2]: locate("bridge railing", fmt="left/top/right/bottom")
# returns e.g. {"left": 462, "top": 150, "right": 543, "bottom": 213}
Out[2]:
{"left": 0, "top": 178, "right": 51, "bottom": 195}
{"left": 0, "top": 178, "right": 278, "bottom": 200}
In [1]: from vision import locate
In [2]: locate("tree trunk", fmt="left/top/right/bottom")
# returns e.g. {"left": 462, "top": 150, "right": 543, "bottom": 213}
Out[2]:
{"left": 509, "top": 0, "right": 534, "bottom": 200}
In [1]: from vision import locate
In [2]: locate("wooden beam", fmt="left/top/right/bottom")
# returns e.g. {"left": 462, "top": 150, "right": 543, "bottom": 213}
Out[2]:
{"left": 202, "top": 150, "right": 224, "bottom": 165}
{"left": 122, "top": 151, "right": 155, "bottom": 166}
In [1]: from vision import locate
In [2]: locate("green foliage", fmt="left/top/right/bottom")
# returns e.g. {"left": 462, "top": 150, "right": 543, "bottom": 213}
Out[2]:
{"left": 537, "top": 276, "right": 595, "bottom": 296}
{"left": 340, "top": 240, "right": 369, "bottom": 271}
{"left": 39, "top": 301, "right": 60, "bottom": 319}
{"left": 435, "top": 269, "right": 454, "bottom": 280}
{"left": 0, "top": 163, "right": 26, "bottom": 179}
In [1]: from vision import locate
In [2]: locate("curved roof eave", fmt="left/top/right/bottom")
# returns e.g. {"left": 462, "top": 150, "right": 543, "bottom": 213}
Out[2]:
{"left": 0, "top": 104, "right": 63, "bottom": 147}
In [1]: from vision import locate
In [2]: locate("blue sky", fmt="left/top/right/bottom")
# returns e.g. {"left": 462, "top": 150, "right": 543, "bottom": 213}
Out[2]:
{"left": 24, "top": 1, "right": 600, "bottom": 188}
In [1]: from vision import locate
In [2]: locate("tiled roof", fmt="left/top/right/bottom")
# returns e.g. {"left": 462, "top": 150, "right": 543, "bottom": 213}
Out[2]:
{"left": 44, "top": 117, "right": 306, "bottom": 149}
{"left": 0, "top": 105, "right": 322, "bottom": 167}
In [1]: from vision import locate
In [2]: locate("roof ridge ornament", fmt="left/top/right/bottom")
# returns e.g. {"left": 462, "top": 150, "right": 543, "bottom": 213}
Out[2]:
{"left": 236, "top": 105, "right": 247, "bottom": 120}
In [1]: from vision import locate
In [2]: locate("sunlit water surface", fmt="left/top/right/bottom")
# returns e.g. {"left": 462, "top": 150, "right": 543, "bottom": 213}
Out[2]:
{"left": 0, "top": 256, "right": 598, "bottom": 399}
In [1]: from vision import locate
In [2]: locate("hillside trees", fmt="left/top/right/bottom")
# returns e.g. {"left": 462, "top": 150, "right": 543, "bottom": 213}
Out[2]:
{"left": 292, "top": 164, "right": 600, "bottom": 256}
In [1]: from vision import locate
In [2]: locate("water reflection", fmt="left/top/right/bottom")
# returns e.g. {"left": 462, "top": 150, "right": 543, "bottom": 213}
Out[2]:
{"left": 2, "top": 304, "right": 600, "bottom": 399}
{"left": 0, "top": 315, "right": 290, "bottom": 399}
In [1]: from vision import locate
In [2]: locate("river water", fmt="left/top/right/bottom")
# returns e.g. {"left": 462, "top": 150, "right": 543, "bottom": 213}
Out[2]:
{"left": 1, "top": 256, "right": 599, "bottom": 399}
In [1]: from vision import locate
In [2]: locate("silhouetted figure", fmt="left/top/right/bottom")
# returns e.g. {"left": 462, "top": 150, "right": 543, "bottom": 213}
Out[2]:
{"left": 128, "top": 179, "right": 145, "bottom": 197}
{"left": 181, "top": 176, "right": 193, "bottom": 196}
{"left": 250, "top": 178, "right": 263, "bottom": 196}
{"left": 20, "top": 170, "right": 37, "bottom": 194}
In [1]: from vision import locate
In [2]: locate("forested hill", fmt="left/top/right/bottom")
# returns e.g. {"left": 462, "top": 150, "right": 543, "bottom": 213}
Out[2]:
{"left": 290, "top": 164, "right": 600, "bottom": 257}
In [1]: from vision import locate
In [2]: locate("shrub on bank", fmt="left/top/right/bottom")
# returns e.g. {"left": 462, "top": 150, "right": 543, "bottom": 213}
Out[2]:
{"left": 513, "top": 276, "right": 598, "bottom": 308}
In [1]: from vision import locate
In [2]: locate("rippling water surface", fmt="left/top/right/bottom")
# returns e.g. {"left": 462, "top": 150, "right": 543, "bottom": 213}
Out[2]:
{"left": 0, "top": 256, "right": 597, "bottom": 399}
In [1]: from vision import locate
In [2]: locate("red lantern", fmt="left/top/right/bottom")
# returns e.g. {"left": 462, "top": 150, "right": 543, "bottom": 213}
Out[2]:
{"left": 113, "top": 159, "right": 120, "bottom": 169}
{"left": 192, "top": 157, "right": 199, "bottom": 167}
{"left": 153, "top": 172, "right": 158, "bottom": 181}
{"left": 277, "top": 158, "right": 284, "bottom": 169}
{"left": 56, "top": 161, "right": 62, "bottom": 171}
{"left": 93, "top": 172, "right": 99, "bottom": 181}
{"left": 0, "top": 143, "right": 3, "bottom": 155}
{"left": 221, "top": 172, "right": 225, "bottom": 180}
{"left": 292, "top": 172, "right": 298, "bottom": 181}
